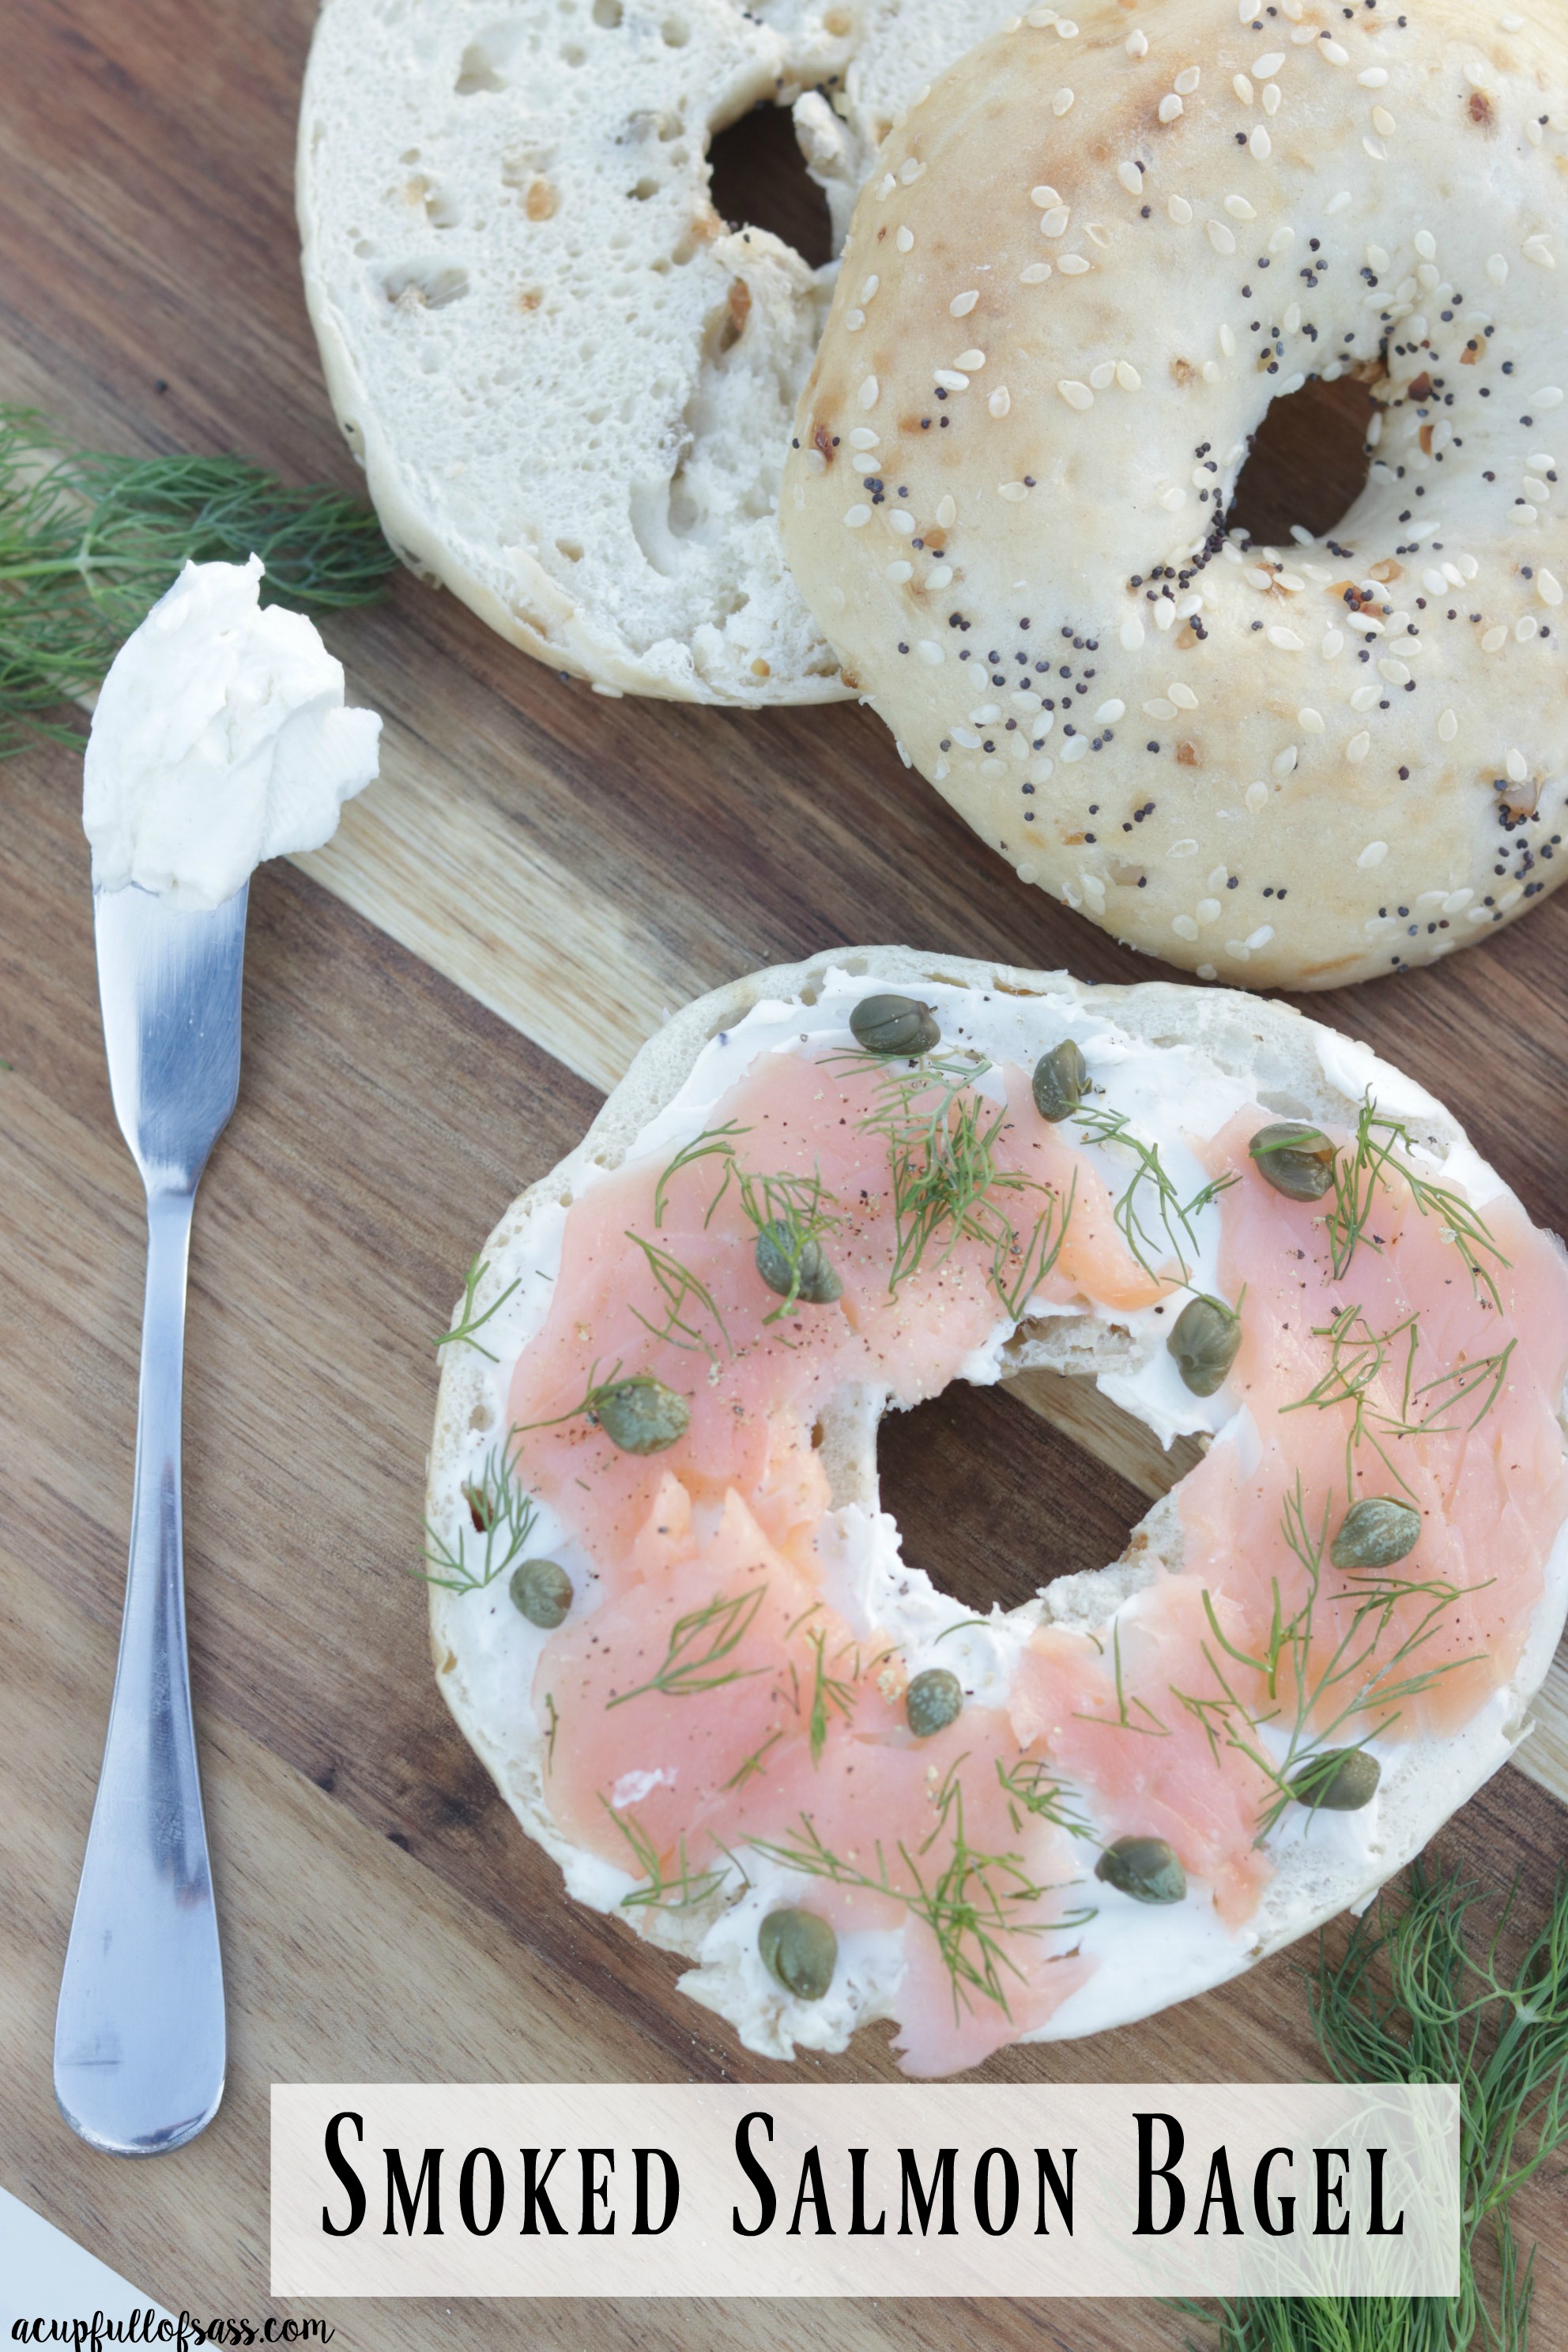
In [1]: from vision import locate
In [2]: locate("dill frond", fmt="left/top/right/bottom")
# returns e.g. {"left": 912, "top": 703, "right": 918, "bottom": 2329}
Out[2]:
{"left": 0, "top": 407, "right": 397, "bottom": 755}
{"left": 605, "top": 1583, "right": 769, "bottom": 1709}
{"left": 751, "top": 1759, "right": 1095, "bottom": 2024}
{"left": 1171, "top": 1479, "right": 1488, "bottom": 1842}
{"left": 995, "top": 1755, "right": 1095, "bottom": 1839}
{"left": 1282, "top": 1306, "right": 1517, "bottom": 1502}
{"left": 1072, "top": 1103, "right": 1238, "bottom": 1287}
{"left": 1177, "top": 1864, "right": 1568, "bottom": 2351}
{"left": 1325, "top": 1099, "right": 1510, "bottom": 1313}
{"left": 415, "top": 1437, "right": 537, "bottom": 1594}
{"left": 1072, "top": 1619, "right": 1171, "bottom": 1738}
{"left": 436, "top": 1253, "right": 522, "bottom": 1362}
{"left": 603, "top": 1804, "right": 739, "bottom": 1912}
{"left": 722, "top": 1726, "right": 786, "bottom": 1792}
{"left": 625, "top": 1231, "right": 732, "bottom": 1361}
{"left": 838, "top": 1048, "right": 1072, "bottom": 1309}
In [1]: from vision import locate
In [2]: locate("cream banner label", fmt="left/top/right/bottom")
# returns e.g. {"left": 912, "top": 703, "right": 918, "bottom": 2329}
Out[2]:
{"left": 270, "top": 2082, "right": 1458, "bottom": 2298}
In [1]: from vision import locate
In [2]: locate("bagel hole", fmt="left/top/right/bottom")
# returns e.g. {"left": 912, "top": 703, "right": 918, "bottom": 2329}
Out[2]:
{"left": 1226, "top": 374, "right": 1377, "bottom": 548}
{"left": 875, "top": 1374, "right": 1201, "bottom": 1618}
{"left": 707, "top": 104, "right": 832, "bottom": 271}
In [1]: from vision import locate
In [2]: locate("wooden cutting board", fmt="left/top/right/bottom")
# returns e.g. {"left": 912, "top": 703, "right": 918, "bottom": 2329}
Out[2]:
{"left": 2, "top": 5, "right": 1565, "bottom": 2344}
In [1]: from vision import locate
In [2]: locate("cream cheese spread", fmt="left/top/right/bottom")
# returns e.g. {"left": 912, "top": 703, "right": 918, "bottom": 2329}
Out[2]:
{"left": 82, "top": 554, "right": 381, "bottom": 910}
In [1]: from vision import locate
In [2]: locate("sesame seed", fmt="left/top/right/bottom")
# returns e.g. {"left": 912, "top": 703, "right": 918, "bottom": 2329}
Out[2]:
{"left": 1246, "top": 781, "right": 1269, "bottom": 810}
{"left": 988, "top": 386, "right": 1012, "bottom": 418}
{"left": 1487, "top": 254, "right": 1509, "bottom": 285}
{"left": 1168, "top": 681, "right": 1200, "bottom": 709}
{"left": 1174, "top": 66, "right": 1201, "bottom": 93}
{"left": 955, "top": 348, "right": 986, "bottom": 369}
{"left": 1534, "top": 386, "right": 1566, "bottom": 409}
{"left": 1253, "top": 50, "right": 1284, "bottom": 74}
{"left": 844, "top": 504, "right": 872, "bottom": 528}
{"left": 1358, "top": 66, "right": 1389, "bottom": 86}
{"left": 937, "top": 494, "right": 957, "bottom": 526}
{"left": 1356, "top": 838, "right": 1388, "bottom": 865}
{"left": 1118, "top": 160, "right": 1144, "bottom": 194}
{"left": 1347, "top": 731, "right": 1371, "bottom": 763}
{"left": 1020, "top": 261, "right": 1053, "bottom": 283}
{"left": 1234, "top": 73, "right": 1254, "bottom": 102}
{"left": 885, "top": 560, "right": 913, "bottom": 582}
{"left": 1126, "top": 27, "right": 1148, "bottom": 55}
{"left": 916, "top": 641, "right": 944, "bottom": 665}
{"left": 1438, "top": 709, "right": 1458, "bottom": 741}
{"left": 1225, "top": 194, "right": 1257, "bottom": 220}
{"left": 933, "top": 370, "right": 970, "bottom": 391}
{"left": 950, "top": 289, "right": 979, "bottom": 316}
{"left": 1371, "top": 106, "right": 1396, "bottom": 134}
{"left": 1058, "top": 379, "right": 1095, "bottom": 409}
{"left": 1250, "top": 125, "right": 1273, "bottom": 156}
{"left": 1159, "top": 92, "right": 1185, "bottom": 122}
{"left": 1053, "top": 86, "right": 1075, "bottom": 114}
{"left": 858, "top": 376, "right": 880, "bottom": 409}
{"left": 1116, "top": 360, "right": 1142, "bottom": 390}
{"left": 1172, "top": 914, "right": 1200, "bottom": 940}
{"left": 1208, "top": 220, "right": 1238, "bottom": 254}
{"left": 998, "top": 481, "right": 1031, "bottom": 501}
{"left": 1483, "top": 625, "right": 1508, "bottom": 650}
{"left": 1540, "top": 571, "right": 1564, "bottom": 605}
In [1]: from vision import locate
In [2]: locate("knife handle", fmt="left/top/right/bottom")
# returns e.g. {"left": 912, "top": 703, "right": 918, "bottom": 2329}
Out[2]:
{"left": 54, "top": 1183, "right": 227, "bottom": 2156}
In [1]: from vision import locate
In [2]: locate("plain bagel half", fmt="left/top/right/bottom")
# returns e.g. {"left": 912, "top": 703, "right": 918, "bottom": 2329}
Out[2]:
{"left": 296, "top": 0, "right": 1023, "bottom": 703}
{"left": 426, "top": 946, "right": 1568, "bottom": 2075}
{"left": 780, "top": 0, "right": 1568, "bottom": 987}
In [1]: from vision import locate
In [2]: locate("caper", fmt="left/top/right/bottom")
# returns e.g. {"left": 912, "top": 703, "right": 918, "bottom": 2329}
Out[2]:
{"left": 1168, "top": 1296, "right": 1242, "bottom": 1396}
{"left": 1031, "top": 1038, "right": 1089, "bottom": 1123}
{"left": 1247, "top": 1121, "right": 1338, "bottom": 1202}
{"left": 1288, "top": 1747, "right": 1382, "bottom": 1812}
{"left": 509, "top": 1557, "right": 573, "bottom": 1628}
{"left": 1331, "top": 1496, "right": 1422, "bottom": 1570}
{"left": 759, "top": 1907, "right": 838, "bottom": 2001}
{"left": 755, "top": 1221, "right": 843, "bottom": 1305}
{"left": 905, "top": 1666, "right": 964, "bottom": 1738}
{"left": 588, "top": 1374, "right": 690, "bottom": 1453}
{"left": 849, "top": 992, "right": 941, "bottom": 1056}
{"left": 1095, "top": 1836, "right": 1187, "bottom": 1905}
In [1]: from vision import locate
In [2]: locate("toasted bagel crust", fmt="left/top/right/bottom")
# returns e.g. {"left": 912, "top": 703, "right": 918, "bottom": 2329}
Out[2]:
{"left": 781, "top": 0, "right": 1568, "bottom": 987}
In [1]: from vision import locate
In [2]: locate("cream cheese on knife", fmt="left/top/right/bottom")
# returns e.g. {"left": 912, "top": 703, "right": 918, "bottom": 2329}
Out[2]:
{"left": 82, "top": 554, "right": 381, "bottom": 909}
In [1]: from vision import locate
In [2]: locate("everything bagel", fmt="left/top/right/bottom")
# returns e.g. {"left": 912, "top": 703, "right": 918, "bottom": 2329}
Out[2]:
{"left": 426, "top": 950, "right": 1568, "bottom": 2076}
{"left": 780, "top": 0, "right": 1568, "bottom": 989}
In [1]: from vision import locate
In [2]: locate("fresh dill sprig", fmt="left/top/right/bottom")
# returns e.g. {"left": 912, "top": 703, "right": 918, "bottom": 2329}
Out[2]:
{"left": 0, "top": 407, "right": 397, "bottom": 754}
{"left": 722, "top": 1726, "right": 786, "bottom": 1792}
{"left": 1176, "top": 1862, "right": 1568, "bottom": 2351}
{"left": 1072, "top": 1619, "right": 1171, "bottom": 1739}
{"left": 543, "top": 1692, "right": 560, "bottom": 1776}
{"left": 1171, "top": 1479, "right": 1487, "bottom": 1842}
{"left": 751, "top": 1759, "right": 1095, "bottom": 2023}
{"left": 1072, "top": 1103, "right": 1237, "bottom": 1287}
{"left": 836, "top": 1048, "right": 1074, "bottom": 1310}
{"left": 995, "top": 1755, "right": 1094, "bottom": 1840}
{"left": 1325, "top": 1097, "right": 1510, "bottom": 1312}
{"left": 651, "top": 1121, "right": 843, "bottom": 1324}
{"left": 625, "top": 1231, "right": 731, "bottom": 1361}
{"left": 436, "top": 1254, "right": 521, "bottom": 1363}
{"left": 1282, "top": 1305, "right": 1517, "bottom": 1502}
{"left": 605, "top": 1584, "right": 768, "bottom": 1709}
{"left": 801, "top": 1623, "right": 859, "bottom": 1765}
{"left": 416, "top": 1437, "right": 537, "bottom": 1594}
{"left": 603, "top": 1804, "right": 739, "bottom": 1913}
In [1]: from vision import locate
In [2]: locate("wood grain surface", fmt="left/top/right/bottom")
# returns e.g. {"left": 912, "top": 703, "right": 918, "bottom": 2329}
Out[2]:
{"left": 2, "top": 1, "right": 1566, "bottom": 2343}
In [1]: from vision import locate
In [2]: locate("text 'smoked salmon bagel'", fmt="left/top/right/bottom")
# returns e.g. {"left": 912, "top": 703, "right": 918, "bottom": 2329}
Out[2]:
{"left": 780, "top": 1, "right": 1568, "bottom": 989}
{"left": 427, "top": 951, "right": 1568, "bottom": 2075}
